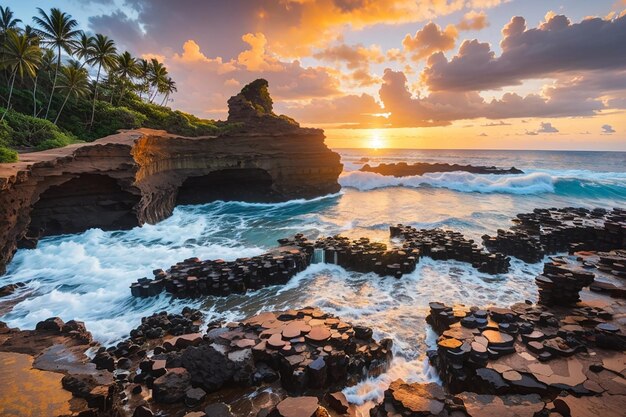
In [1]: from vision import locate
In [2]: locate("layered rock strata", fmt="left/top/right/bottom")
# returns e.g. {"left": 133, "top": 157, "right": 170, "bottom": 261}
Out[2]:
{"left": 0, "top": 80, "right": 342, "bottom": 275}
{"left": 535, "top": 258, "right": 595, "bottom": 306}
{"left": 360, "top": 162, "right": 523, "bottom": 177}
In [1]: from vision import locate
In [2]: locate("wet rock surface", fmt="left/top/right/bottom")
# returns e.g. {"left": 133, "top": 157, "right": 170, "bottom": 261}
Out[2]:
{"left": 482, "top": 207, "right": 626, "bottom": 263}
{"left": 0, "top": 317, "right": 115, "bottom": 417}
{"left": 130, "top": 249, "right": 309, "bottom": 298}
{"left": 0, "top": 282, "right": 25, "bottom": 297}
{"left": 360, "top": 162, "right": 524, "bottom": 177}
{"left": 390, "top": 226, "right": 510, "bottom": 274}
{"left": 536, "top": 258, "right": 595, "bottom": 306}
{"left": 131, "top": 225, "right": 515, "bottom": 299}
{"left": 425, "top": 299, "right": 625, "bottom": 399}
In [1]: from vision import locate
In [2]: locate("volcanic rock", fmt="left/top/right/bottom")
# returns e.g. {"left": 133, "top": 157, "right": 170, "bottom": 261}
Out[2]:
{"left": 152, "top": 367, "right": 191, "bottom": 403}
{"left": 360, "top": 162, "right": 523, "bottom": 176}
{"left": 269, "top": 396, "right": 320, "bottom": 417}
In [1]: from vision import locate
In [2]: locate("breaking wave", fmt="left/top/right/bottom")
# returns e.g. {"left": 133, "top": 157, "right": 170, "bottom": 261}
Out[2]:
{"left": 339, "top": 170, "right": 626, "bottom": 197}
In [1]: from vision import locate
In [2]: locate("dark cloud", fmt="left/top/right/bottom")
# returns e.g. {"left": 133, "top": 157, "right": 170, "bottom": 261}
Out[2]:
{"left": 89, "top": 10, "right": 150, "bottom": 51}
{"left": 378, "top": 69, "right": 604, "bottom": 127}
{"left": 537, "top": 122, "right": 559, "bottom": 133}
{"left": 73, "top": 0, "right": 114, "bottom": 4}
{"left": 482, "top": 121, "right": 511, "bottom": 126}
{"left": 602, "top": 124, "right": 616, "bottom": 134}
{"left": 422, "top": 14, "right": 626, "bottom": 91}
{"left": 102, "top": 0, "right": 490, "bottom": 59}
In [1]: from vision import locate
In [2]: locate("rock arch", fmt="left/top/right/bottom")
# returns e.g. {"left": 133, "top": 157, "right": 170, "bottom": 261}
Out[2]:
{"left": 27, "top": 174, "right": 140, "bottom": 238}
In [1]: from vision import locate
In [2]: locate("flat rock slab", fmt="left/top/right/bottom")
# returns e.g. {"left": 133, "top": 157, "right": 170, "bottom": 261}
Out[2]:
{"left": 459, "top": 392, "right": 545, "bottom": 417}
{"left": 483, "top": 330, "right": 514, "bottom": 347}
{"left": 273, "top": 396, "right": 319, "bottom": 417}
{"left": 0, "top": 352, "right": 74, "bottom": 417}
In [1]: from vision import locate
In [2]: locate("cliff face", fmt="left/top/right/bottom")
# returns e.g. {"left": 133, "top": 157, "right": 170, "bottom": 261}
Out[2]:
{"left": 0, "top": 80, "right": 342, "bottom": 275}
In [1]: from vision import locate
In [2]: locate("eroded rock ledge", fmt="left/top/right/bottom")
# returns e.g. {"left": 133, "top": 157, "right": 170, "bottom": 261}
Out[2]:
{"left": 0, "top": 80, "right": 342, "bottom": 275}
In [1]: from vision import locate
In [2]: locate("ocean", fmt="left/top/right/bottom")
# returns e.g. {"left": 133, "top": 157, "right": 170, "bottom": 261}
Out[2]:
{"left": 1, "top": 148, "right": 625, "bottom": 410}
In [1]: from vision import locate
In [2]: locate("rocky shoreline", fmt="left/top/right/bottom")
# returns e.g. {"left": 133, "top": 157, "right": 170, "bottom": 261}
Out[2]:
{"left": 1, "top": 249, "right": 624, "bottom": 416}
{"left": 0, "top": 80, "right": 343, "bottom": 276}
{"left": 1, "top": 206, "right": 624, "bottom": 416}
{"left": 129, "top": 207, "right": 626, "bottom": 300}
{"left": 360, "top": 162, "right": 524, "bottom": 177}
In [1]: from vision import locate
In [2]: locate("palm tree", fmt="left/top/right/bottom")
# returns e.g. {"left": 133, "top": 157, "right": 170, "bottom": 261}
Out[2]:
{"left": 148, "top": 58, "right": 168, "bottom": 103}
{"left": 54, "top": 61, "right": 89, "bottom": 124}
{"left": 32, "top": 49, "right": 55, "bottom": 117}
{"left": 0, "top": 6, "right": 21, "bottom": 34}
{"left": 160, "top": 77, "right": 177, "bottom": 106}
{"left": 1, "top": 30, "right": 42, "bottom": 121}
{"left": 85, "top": 33, "right": 117, "bottom": 126}
{"left": 33, "top": 7, "right": 80, "bottom": 119}
{"left": 114, "top": 51, "right": 139, "bottom": 103}
{"left": 73, "top": 31, "right": 94, "bottom": 67}
{"left": 136, "top": 58, "right": 150, "bottom": 100}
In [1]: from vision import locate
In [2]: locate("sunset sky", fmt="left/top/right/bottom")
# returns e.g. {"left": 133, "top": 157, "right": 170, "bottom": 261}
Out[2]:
{"left": 7, "top": 0, "right": 626, "bottom": 150}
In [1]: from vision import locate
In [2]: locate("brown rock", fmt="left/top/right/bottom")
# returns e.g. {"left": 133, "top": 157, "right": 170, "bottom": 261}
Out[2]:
{"left": 271, "top": 396, "right": 319, "bottom": 417}
{"left": 152, "top": 368, "right": 191, "bottom": 403}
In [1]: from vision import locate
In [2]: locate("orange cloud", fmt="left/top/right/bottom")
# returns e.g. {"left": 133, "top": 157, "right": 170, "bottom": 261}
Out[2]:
{"left": 402, "top": 22, "right": 458, "bottom": 61}
{"left": 172, "top": 40, "right": 237, "bottom": 74}
{"left": 457, "top": 11, "right": 489, "bottom": 31}
{"left": 263, "top": 0, "right": 504, "bottom": 56}
{"left": 237, "top": 33, "right": 284, "bottom": 72}
{"left": 313, "top": 44, "right": 384, "bottom": 70}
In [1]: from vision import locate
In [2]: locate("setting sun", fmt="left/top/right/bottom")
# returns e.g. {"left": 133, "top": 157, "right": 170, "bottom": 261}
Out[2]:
{"left": 368, "top": 131, "right": 385, "bottom": 149}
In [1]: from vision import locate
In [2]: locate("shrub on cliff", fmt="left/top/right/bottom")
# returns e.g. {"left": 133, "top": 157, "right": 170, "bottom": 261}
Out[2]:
{"left": 0, "top": 147, "right": 18, "bottom": 163}
{"left": 0, "top": 108, "right": 78, "bottom": 150}
{"left": 123, "top": 98, "right": 222, "bottom": 136}
{"left": 56, "top": 99, "right": 146, "bottom": 141}
{"left": 0, "top": 120, "right": 13, "bottom": 147}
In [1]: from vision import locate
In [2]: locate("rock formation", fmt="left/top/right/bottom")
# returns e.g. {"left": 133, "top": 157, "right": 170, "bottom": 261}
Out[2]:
{"left": 360, "top": 161, "right": 523, "bottom": 177}
{"left": 0, "top": 80, "right": 342, "bottom": 275}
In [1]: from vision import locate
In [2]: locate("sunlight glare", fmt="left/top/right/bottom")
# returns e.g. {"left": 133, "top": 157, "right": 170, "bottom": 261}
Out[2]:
{"left": 368, "top": 131, "right": 385, "bottom": 149}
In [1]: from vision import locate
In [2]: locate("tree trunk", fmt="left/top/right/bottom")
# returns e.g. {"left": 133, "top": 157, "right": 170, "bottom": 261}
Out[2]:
{"left": 118, "top": 81, "right": 127, "bottom": 106}
{"left": 32, "top": 75, "right": 38, "bottom": 117}
{"left": 1, "top": 69, "right": 17, "bottom": 122}
{"left": 44, "top": 45, "right": 61, "bottom": 120}
{"left": 89, "top": 62, "right": 102, "bottom": 128}
{"left": 54, "top": 90, "right": 71, "bottom": 125}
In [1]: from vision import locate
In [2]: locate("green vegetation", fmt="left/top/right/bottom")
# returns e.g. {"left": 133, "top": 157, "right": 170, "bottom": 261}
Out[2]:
{"left": 0, "top": 6, "right": 228, "bottom": 162}
{"left": 241, "top": 78, "right": 273, "bottom": 114}
{"left": 0, "top": 146, "right": 17, "bottom": 162}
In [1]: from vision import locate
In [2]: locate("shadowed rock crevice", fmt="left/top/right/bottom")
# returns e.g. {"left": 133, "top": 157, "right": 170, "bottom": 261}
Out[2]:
{"left": 175, "top": 168, "right": 275, "bottom": 205}
{"left": 27, "top": 174, "right": 141, "bottom": 238}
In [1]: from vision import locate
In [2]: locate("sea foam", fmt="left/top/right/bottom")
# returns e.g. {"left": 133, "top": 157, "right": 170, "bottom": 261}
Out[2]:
{"left": 339, "top": 170, "right": 556, "bottom": 194}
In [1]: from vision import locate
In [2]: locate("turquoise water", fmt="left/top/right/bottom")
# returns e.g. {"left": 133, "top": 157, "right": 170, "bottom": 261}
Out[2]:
{"left": 0, "top": 148, "right": 624, "bottom": 410}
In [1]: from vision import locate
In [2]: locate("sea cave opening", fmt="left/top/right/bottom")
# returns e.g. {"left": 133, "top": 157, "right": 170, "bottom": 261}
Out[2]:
{"left": 27, "top": 174, "right": 140, "bottom": 237}
{"left": 175, "top": 168, "right": 275, "bottom": 205}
